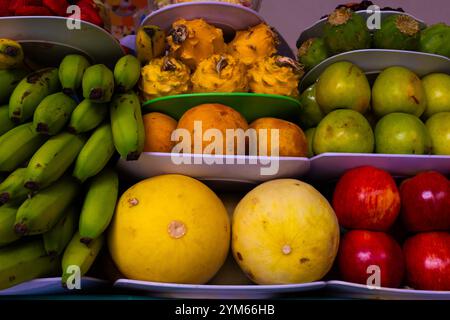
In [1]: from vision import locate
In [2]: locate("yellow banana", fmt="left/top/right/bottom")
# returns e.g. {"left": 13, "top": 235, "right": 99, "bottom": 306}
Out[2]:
{"left": 0, "top": 204, "right": 21, "bottom": 247}
{"left": 79, "top": 169, "right": 118, "bottom": 244}
{"left": 9, "top": 68, "right": 60, "bottom": 123}
{"left": 0, "top": 168, "right": 30, "bottom": 205}
{"left": 0, "top": 239, "right": 59, "bottom": 290}
{"left": 0, "top": 68, "right": 28, "bottom": 104}
{"left": 15, "top": 176, "right": 79, "bottom": 236}
{"left": 61, "top": 232, "right": 104, "bottom": 286}
{"left": 82, "top": 64, "right": 114, "bottom": 103}
{"left": 0, "top": 122, "right": 48, "bottom": 172}
{"left": 113, "top": 54, "right": 141, "bottom": 93}
{"left": 67, "top": 99, "right": 108, "bottom": 134}
{"left": 73, "top": 123, "right": 115, "bottom": 183}
{"left": 0, "top": 104, "right": 16, "bottom": 136}
{"left": 58, "top": 54, "right": 91, "bottom": 95}
{"left": 43, "top": 207, "right": 78, "bottom": 257}
{"left": 33, "top": 92, "right": 77, "bottom": 135}
{"left": 0, "top": 39, "right": 24, "bottom": 70}
{"left": 136, "top": 26, "right": 166, "bottom": 64}
{"left": 110, "top": 92, "right": 145, "bottom": 161}
{"left": 24, "top": 132, "right": 86, "bottom": 191}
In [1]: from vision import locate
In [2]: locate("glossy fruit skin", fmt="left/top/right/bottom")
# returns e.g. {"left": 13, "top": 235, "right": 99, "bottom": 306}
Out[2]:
{"left": 426, "top": 112, "right": 450, "bottom": 155}
{"left": 375, "top": 113, "right": 432, "bottom": 155}
{"left": 332, "top": 166, "right": 401, "bottom": 231}
{"left": 400, "top": 171, "right": 450, "bottom": 232}
{"left": 422, "top": 73, "right": 450, "bottom": 118}
{"left": 338, "top": 230, "right": 405, "bottom": 288}
{"left": 298, "top": 84, "right": 324, "bottom": 129}
{"left": 403, "top": 232, "right": 450, "bottom": 291}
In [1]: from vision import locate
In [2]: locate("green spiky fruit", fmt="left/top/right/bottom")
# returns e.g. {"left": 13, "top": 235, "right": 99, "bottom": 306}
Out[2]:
{"left": 374, "top": 15, "right": 421, "bottom": 50}
{"left": 323, "top": 8, "right": 371, "bottom": 55}
{"left": 419, "top": 23, "right": 450, "bottom": 58}
{"left": 297, "top": 38, "right": 329, "bottom": 71}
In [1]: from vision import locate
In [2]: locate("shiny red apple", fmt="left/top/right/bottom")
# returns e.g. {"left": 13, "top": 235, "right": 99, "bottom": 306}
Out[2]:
{"left": 332, "top": 166, "right": 401, "bottom": 231}
{"left": 403, "top": 232, "right": 450, "bottom": 291}
{"left": 400, "top": 171, "right": 450, "bottom": 232}
{"left": 338, "top": 230, "right": 405, "bottom": 288}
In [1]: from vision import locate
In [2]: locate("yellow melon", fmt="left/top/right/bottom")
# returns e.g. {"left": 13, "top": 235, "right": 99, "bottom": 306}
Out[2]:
{"left": 108, "top": 174, "right": 230, "bottom": 284}
{"left": 232, "top": 179, "right": 340, "bottom": 285}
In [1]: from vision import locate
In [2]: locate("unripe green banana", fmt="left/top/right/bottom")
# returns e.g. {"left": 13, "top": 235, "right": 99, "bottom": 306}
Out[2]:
{"left": 114, "top": 55, "right": 141, "bottom": 93}
{"left": 73, "top": 124, "right": 115, "bottom": 183}
{"left": 58, "top": 54, "right": 91, "bottom": 95}
{"left": 82, "top": 64, "right": 114, "bottom": 103}
{"left": 9, "top": 68, "right": 60, "bottom": 123}
{"left": 0, "top": 104, "right": 16, "bottom": 136}
{"left": 110, "top": 92, "right": 145, "bottom": 161}
{"left": 33, "top": 92, "right": 77, "bottom": 135}
{"left": 0, "top": 168, "right": 30, "bottom": 205}
{"left": 79, "top": 169, "right": 118, "bottom": 244}
{"left": 0, "top": 239, "right": 60, "bottom": 290}
{"left": 0, "top": 68, "right": 28, "bottom": 104}
{"left": 15, "top": 176, "right": 79, "bottom": 236}
{"left": 43, "top": 207, "right": 77, "bottom": 257}
{"left": 67, "top": 99, "right": 108, "bottom": 134}
{"left": 0, "top": 122, "right": 48, "bottom": 172}
{"left": 136, "top": 26, "right": 166, "bottom": 64}
{"left": 61, "top": 231, "right": 104, "bottom": 286}
{"left": 0, "top": 39, "right": 24, "bottom": 70}
{"left": 24, "top": 132, "right": 86, "bottom": 191}
{"left": 0, "top": 204, "right": 21, "bottom": 247}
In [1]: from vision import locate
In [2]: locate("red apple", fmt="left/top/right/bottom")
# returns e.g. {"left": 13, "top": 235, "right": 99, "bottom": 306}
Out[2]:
{"left": 332, "top": 166, "right": 401, "bottom": 231}
{"left": 404, "top": 232, "right": 450, "bottom": 291}
{"left": 400, "top": 171, "right": 450, "bottom": 232}
{"left": 338, "top": 230, "right": 405, "bottom": 288}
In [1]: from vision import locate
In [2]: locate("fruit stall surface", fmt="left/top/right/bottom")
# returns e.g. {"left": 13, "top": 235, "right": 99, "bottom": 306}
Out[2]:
{"left": 0, "top": 0, "right": 450, "bottom": 302}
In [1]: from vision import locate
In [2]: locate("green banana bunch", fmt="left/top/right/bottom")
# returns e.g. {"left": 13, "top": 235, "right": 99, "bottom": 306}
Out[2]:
{"left": 9, "top": 68, "right": 60, "bottom": 123}
{"left": 24, "top": 132, "right": 86, "bottom": 191}
{"left": 33, "top": 92, "right": 77, "bottom": 135}
{"left": 61, "top": 232, "right": 104, "bottom": 286}
{"left": 0, "top": 68, "right": 28, "bottom": 104}
{"left": 136, "top": 26, "right": 166, "bottom": 64}
{"left": 0, "top": 239, "right": 59, "bottom": 290}
{"left": 58, "top": 54, "right": 91, "bottom": 95}
{"left": 67, "top": 99, "right": 108, "bottom": 134}
{"left": 15, "top": 176, "right": 79, "bottom": 236}
{"left": 0, "top": 104, "right": 16, "bottom": 136}
{"left": 0, "top": 168, "right": 30, "bottom": 205}
{"left": 110, "top": 92, "right": 145, "bottom": 161}
{"left": 114, "top": 55, "right": 141, "bottom": 93}
{"left": 0, "top": 39, "right": 24, "bottom": 70}
{"left": 79, "top": 169, "right": 118, "bottom": 244}
{"left": 43, "top": 207, "right": 77, "bottom": 257}
{"left": 73, "top": 123, "right": 115, "bottom": 183}
{"left": 0, "top": 205, "right": 21, "bottom": 247}
{"left": 82, "top": 64, "right": 114, "bottom": 103}
{"left": 0, "top": 122, "right": 48, "bottom": 172}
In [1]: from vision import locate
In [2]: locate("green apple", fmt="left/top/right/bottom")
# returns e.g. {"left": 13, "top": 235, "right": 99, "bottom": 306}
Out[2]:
{"left": 375, "top": 113, "right": 431, "bottom": 154}
{"left": 313, "top": 109, "right": 374, "bottom": 154}
{"left": 426, "top": 112, "right": 450, "bottom": 155}
{"left": 316, "top": 61, "right": 371, "bottom": 114}
{"left": 305, "top": 127, "right": 316, "bottom": 158}
{"left": 372, "top": 66, "right": 427, "bottom": 117}
{"left": 422, "top": 73, "right": 450, "bottom": 118}
{"left": 298, "top": 84, "right": 324, "bottom": 129}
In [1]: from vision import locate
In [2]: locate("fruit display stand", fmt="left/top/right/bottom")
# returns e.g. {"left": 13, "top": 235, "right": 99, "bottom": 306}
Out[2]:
{"left": 0, "top": 0, "right": 450, "bottom": 302}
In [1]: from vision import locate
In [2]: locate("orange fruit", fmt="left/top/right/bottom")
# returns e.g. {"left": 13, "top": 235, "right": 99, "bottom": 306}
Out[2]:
{"left": 143, "top": 112, "right": 178, "bottom": 153}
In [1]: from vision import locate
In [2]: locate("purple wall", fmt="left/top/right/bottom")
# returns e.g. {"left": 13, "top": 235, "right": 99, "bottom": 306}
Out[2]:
{"left": 259, "top": 0, "right": 450, "bottom": 50}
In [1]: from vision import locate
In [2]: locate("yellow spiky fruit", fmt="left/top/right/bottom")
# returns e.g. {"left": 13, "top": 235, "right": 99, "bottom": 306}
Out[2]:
{"left": 191, "top": 54, "right": 248, "bottom": 93}
{"left": 248, "top": 56, "right": 304, "bottom": 98}
{"left": 139, "top": 57, "right": 191, "bottom": 100}
{"left": 228, "top": 23, "right": 278, "bottom": 67}
{"left": 167, "top": 18, "right": 227, "bottom": 70}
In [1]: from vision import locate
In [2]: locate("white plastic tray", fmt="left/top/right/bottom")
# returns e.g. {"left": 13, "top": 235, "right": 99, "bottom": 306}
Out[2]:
{"left": 299, "top": 49, "right": 450, "bottom": 91}
{"left": 327, "top": 281, "right": 450, "bottom": 300}
{"left": 114, "top": 279, "right": 326, "bottom": 299}
{"left": 0, "top": 16, "right": 124, "bottom": 68}
{"left": 0, "top": 277, "right": 108, "bottom": 296}
{"left": 117, "top": 152, "right": 310, "bottom": 184}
